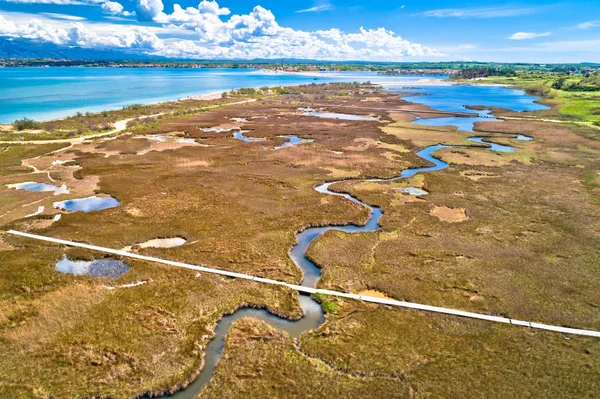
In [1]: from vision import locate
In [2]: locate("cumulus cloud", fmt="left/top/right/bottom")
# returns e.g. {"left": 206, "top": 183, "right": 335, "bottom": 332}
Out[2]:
{"left": 101, "top": 1, "right": 123, "bottom": 14}
{"left": 101, "top": 1, "right": 135, "bottom": 17}
{"left": 0, "top": 0, "right": 441, "bottom": 61}
{"left": 508, "top": 31, "right": 551, "bottom": 40}
{"left": 0, "top": 14, "right": 161, "bottom": 49}
{"left": 135, "top": 0, "right": 164, "bottom": 21}
{"left": 197, "top": 0, "right": 230, "bottom": 16}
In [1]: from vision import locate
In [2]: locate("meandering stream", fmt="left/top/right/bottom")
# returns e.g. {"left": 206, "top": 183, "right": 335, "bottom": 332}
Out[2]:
{"left": 164, "top": 133, "right": 526, "bottom": 399}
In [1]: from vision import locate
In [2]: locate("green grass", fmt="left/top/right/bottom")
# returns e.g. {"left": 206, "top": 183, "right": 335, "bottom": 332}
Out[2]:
{"left": 312, "top": 293, "right": 339, "bottom": 314}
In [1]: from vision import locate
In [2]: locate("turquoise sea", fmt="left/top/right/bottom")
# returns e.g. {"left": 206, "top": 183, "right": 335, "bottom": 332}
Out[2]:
{"left": 0, "top": 68, "right": 437, "bottom": 123}
{"left": 0, "top": 68, "right": 547, "bottom": 124}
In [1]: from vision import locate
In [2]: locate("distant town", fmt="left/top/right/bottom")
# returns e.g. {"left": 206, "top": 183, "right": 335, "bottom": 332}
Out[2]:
{"left": 1, "top": 58, "right": 598, "bottom": 77}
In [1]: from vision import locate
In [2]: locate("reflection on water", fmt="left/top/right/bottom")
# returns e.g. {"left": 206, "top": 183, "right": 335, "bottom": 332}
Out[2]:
{"left": 401, "top": 187, "right": 429, "bottom": 195}
{"left": 397, "top": 84, "right": 548, "bottom": 132}
{"left": 274, "top": 135, "right": 314, "bottom": 150}
{"left": 56, "top": 255, "right": 130, "bottom": 278}
{"left": 7, "top": 181, "right": 69, "bottom": 195}
{"left": 54, "top": 196, "right": 120, "bottom": 212}
{"left": 232, "top": 131, "right": 266, "bottom": 142}
{"left": 411, "top": 112, "right": 500, "bottom": 132}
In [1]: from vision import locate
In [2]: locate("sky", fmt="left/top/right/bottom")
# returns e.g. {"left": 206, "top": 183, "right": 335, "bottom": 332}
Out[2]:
{"left": 0, "top": 0, "right": 599, "bottom": 62}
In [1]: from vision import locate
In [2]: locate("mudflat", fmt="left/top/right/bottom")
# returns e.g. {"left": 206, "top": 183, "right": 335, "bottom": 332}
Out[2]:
{"left": 1, "top": 83, "right": 599, "bottom": 398}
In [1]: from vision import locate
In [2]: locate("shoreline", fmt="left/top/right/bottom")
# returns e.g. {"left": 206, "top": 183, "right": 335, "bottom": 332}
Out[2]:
{"left": 0, "top": 90, "right": 225, "bottom": 126}
{"left": 0, "top": 69, "right": 452, "bottom": 125}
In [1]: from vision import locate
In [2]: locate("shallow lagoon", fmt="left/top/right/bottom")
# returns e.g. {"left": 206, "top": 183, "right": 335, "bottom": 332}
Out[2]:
{"left": 56, "top": 255, "right": 130, "bottom": 278}
{"left": 54, "top": 196, "right": 120, "bottom": 212}
{"left": 398, "top": 84, "right": 549, "bottom": 114}
{"left": 232, "top": 131, "right": 266, "bottom": 142}
{"left": 0, "top": 68, "right": 444, "bottom": 123}
{"left": 411, "top": 111, "right": 500, "bottom": 132}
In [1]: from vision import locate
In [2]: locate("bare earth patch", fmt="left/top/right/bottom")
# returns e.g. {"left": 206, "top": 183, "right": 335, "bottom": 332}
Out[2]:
{"left": 358, "top": 289, "right": 392, "bottom": 299}
{"left": 428, "top": 206, "right": 470, "bottom": 223}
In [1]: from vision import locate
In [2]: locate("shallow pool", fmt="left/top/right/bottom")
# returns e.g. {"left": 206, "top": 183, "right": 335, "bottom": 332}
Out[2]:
{"left": 56, "top": 255, "right": 130, "bottom": 278}
{"left": 274, "top": 135, "right": 314, "bottom": 150}
{"left": 7, "top": 181, "right": 68, "bottom": 195}
{"left": 232, "top": 131, "right": 266, "bottom": 142}
{"left": 54, "top": 196, "right": 120, "bottom": 212}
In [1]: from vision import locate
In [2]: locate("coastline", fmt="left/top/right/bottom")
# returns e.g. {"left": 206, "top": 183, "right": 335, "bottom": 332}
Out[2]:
{"left": 1, "top": 90, "right": 225, "bottom": 126}
{"left": 0, "top": 68, "right": 453, "bottom": 125}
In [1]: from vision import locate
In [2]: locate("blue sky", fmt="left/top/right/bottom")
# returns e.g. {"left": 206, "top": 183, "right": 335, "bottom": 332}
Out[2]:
{"left": 0, "top": 0, "right": 599, "bottom": 62}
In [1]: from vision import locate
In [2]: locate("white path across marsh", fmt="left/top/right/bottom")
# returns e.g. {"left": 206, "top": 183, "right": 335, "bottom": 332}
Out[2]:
{"left": 7, "top": 230, "right": 600, "bottom": 338}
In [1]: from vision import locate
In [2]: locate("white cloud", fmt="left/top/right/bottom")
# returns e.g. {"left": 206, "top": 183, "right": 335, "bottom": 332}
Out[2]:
{"left": 0, "top": 15, "right": 17, "bottom": 34}
{"left": 40, "top": 13, "right": 87, "bottom": 21}
{"left": 0, "top": 14, "right": 162, "bottom": 49}
{"left": 0, "top": 1, "right": 441, "bottom": 61}
{"left": 576, "top": 20, "right": 600, "bottom": 29}
{"left": 101, "top": 1, "right": 135, "bottom": 17}
{"left": 419, "top": 5, "right": 542, "bottom": 18}
{"left": 296, "top": 2, "right": 332, "bottom": 13}
{"left": 508, "top": 31, "right": 551, "bottom": 40}
{"left": 197, "top": 0, "right": 230, "bottom": 16}
{"left": 101, "top": 1, "right": 123, "bottom": 15}
{"left": 135, "top": 0, "right": 164, "bottom": 21}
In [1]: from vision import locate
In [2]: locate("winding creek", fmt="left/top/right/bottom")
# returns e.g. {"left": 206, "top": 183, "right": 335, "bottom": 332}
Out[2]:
{"left": 163, "top": 133, "right": 527, "bottom": 399}
{"left": 13, "top": 81, "right": 542, "bottom": 398}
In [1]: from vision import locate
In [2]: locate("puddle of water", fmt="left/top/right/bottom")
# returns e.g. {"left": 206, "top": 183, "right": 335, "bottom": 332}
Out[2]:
{"left": 467, "top": 137, "right": 514, "bottom": 152}
{"left": 274, "top": 135, "right": 314, "bottom": 150}
{"left": 412, "top": 114, "right": 500, "bottom": 132}
{"left": 56, "top": 255, "right": 130, "bottom": 278}
{"left": 304, "top": 112, "right": 377, "bottom": 121}
{"left": 123, "top": 237, "right": 186, "bottom": 252}
{"left": 401, "top": 187, "right": 429, "bottom": 195}
{"left": 516, "top": 134, "right": 533, "bottom": 141}
{"left": 7, "top": 181, "right": 69, "bottom": 195}
{"left": 231, "top": 117, "right": 248, "bottom": 123}
{"left": 232, "top": 131, "right": 266, "bottom": 143}
{"left": 54, "top": 196, "right": 120, "bottom": 212}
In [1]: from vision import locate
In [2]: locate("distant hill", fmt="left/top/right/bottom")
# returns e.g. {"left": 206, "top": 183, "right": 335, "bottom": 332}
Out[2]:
{"left": 0, "top": 38, "right": 162, "bottom": 61}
